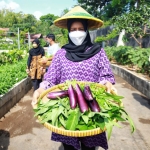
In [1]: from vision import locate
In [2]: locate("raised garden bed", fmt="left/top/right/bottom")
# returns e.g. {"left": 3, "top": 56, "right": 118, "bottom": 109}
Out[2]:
{"left": 0, "top": 77, "right": 32, "bottom": 118}
{"left": 111, "top": 64, "right": 150, "bottom": 99}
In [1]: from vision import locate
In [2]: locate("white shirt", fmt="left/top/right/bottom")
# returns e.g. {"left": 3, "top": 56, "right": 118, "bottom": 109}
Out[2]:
{"left": 47, "top": 43, "right": 60, "bottom": 56}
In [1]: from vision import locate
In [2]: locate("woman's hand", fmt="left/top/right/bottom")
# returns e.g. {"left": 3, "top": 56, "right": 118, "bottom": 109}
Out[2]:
{"left": 47, "top": 56, "right": 53, "bottom": 61}
{"left": 105, "top": 81, "right": 117, "bottom": 94}
{"left": 26, "top": 69, "right": 30, "bottom": 74}
{"left": 40, "top": 66, "right": 46, "bottom": 75}
{"left": 32, "top": 88, "right": 45, "bottom": 108}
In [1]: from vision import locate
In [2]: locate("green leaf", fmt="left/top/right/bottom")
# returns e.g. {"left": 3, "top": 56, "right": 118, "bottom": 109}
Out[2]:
{"left": 61, "top": 108, "right": 68, "bottom": 118}
{"left": 78, "top": 120, "right": 86, "bottom": 125}
{"left": 88, "top": 112, "right": 95, "bottom": 118}
{"left": 82, "top": 115, "right": 89, "bottom": 124}
{"left": 105, "top": 118, "right": 113, "bottom": 140}
{"left": 95, "top": 117, "right": 105, "bottom": 130}
{"left": 51, "top": 108, "right": 59, "bottom": 125}
{"left": 51, "top": 106, "right": 64, "bottom": 125}
{"left": 40, "top": 110, "right": 53, "bottom": 123}
{"left": 44, "top": 100, "right": 58, "bottom": 107}
{"left": 66, "top": 109, "right": 80, "bottom": 130}
{"left": 99, "top": 112, "right": 110, "bottom": 118}
{"left": 120, "top": 109, "right": 136, "bottom": 133}
{"left": 87, "top": 125, "right": 95, "bottom": 130}
{"left": 76, "top": 124, "right": 88, "bottom": 130}
{"left": 114, "top": 116, "right": 126, "bottom": 121}
{"left": 112, "top": 121, "right": 122, "bottom": 128}
{"left": 34, "top": 107, "right": 49, "bottom": 116}
{"left": 59, "top": 114, "right": 66, "bottom": 128}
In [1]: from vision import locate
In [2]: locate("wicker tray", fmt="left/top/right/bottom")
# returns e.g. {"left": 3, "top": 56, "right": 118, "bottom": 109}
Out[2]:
{"left": 35, "top": 81, "right": 116, "bottom": 137}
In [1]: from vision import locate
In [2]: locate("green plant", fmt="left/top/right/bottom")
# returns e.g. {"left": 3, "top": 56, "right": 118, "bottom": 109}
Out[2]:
{"left": 95, "top": 29, "right": 118, "bottom": 43}
{"left": 0, "top": 58, "right": 28, "bottom": 95}
{"left": 105, "top": 46, "right": 150, "bottom": 76}
{"left": 0, "top": 49, "right": 25, "bottom": 65}
{"left": 39, "top": 38, "right": 47, "bottom": 47}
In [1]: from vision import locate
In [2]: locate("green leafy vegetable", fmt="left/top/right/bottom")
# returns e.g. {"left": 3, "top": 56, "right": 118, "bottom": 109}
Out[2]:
{"left": 66, "top": 108, "right": 80, "bottom": 130}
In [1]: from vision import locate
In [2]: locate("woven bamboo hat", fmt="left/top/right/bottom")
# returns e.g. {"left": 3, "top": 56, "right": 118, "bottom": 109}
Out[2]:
{"left": 54, "top": 6, "right": 103, "bottom": 30}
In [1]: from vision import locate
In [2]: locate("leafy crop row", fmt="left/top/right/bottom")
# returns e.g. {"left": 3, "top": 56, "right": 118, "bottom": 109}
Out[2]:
{"left": 105, "top": 46, "right": 150, "bottom": 76}
{"left": 0, "top": 49, "right": 26, "bottom": 65}
{"left": 0, "top": 58, "right": 27, "bottom": 96}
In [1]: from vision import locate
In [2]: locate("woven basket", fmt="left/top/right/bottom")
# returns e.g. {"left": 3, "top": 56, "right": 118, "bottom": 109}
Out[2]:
{"left": 36, "top": 81, "right": 116, "bottom": 137}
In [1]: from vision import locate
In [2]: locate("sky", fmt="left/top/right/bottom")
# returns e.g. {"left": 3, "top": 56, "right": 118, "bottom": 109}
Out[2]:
{"left": 0, "top": 0, "right": 78, "bottom": 19}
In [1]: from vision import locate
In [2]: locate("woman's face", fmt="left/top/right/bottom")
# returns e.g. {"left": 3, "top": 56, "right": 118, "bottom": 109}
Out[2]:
{"left": 70, "top": 21, "right": 85, "bottom": 32}
{"left": 32, "top": 42, "right": 38, "bottom": 48}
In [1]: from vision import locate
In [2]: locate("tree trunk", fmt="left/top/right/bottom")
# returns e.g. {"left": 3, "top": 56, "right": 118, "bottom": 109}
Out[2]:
{"left": 131, "top": 34, "right": 142, "bottom": 48}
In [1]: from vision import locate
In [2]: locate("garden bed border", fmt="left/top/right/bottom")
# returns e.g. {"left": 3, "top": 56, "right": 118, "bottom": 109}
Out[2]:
{"left": 111, "top": 64, "right": 150, "bottom": 99}
{"left": 0, "top": 77, "right": 32, "bottom": 118}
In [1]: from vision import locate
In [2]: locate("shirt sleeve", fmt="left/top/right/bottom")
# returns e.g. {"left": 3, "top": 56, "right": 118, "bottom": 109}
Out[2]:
{"left": 98, "top": 48, "right": 115, "bottom": 84}
{"left": 39, "top": 51, "right": 61, "bottom": 89}
{"left": 52, "top": 44, "right": 61, "bottom": 55}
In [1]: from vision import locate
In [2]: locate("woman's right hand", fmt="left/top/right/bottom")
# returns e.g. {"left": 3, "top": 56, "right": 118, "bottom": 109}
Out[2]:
{"left": 26, "top": 69, "right": 30, "bottom": 74}
{"left": 32, "top": 88, "right": 45, "bottom": 108}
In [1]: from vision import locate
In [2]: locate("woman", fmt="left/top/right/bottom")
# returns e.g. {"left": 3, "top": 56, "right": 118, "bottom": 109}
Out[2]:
{"left": 32, "top": 6, "right": 116, "bottom": 150}
{"left": 26, "top": 38, "right": 45, "bottom": 91}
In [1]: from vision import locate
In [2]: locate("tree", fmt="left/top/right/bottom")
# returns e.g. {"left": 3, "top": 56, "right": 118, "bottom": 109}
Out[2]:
{"left": 61, "top": 8, "right": 69, "bottom": 16}
{"left": 0, "top": 9, "right": 22, "bottom": 27}
{"left": 112, "top": 4, "right": 150, "bottom": 48}
{"left": 77, "top": 0, "right": 150, "bottom": 20}
{"left": 12, "top": 14, "right": 38, "bottom": 33}
{"left": 40, "top": 14, "right": 59, "bottom": 26}
{"left": 77, "top": 0, "right": 111, "bottom": 19}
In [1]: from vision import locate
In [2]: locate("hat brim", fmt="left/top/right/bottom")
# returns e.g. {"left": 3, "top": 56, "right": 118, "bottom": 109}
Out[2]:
{"left": 54, "top": 16, "right": 103, "bottom": 30}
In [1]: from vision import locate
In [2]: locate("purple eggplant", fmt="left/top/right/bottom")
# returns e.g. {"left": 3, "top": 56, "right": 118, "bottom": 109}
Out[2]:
{"left": 75, "top": 84, "right": 89, "bottom": 113}
{"left": 87, "top": 99, "right": 101, "bottom": 112}
{"left": 68, "top": 85, "right": 77, "bottom": 109}
{"left": 83, "top": 85, "right": 94, "bottom": 101}
{"left": 47, "top": 90, "right": 68, "bottom": 99}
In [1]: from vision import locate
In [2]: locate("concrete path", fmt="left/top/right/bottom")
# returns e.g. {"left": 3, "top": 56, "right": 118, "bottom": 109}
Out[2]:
{"left": 0, "top": 75, "right": 150, "bottom": 150}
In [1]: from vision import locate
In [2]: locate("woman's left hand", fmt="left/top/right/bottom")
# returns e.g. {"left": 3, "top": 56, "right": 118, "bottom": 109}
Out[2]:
{"left": 105, "top": 81, "right": 117, "bottom": 94}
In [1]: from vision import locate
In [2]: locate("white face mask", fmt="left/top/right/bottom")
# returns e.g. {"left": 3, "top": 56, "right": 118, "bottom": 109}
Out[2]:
{"left": 69, "top": 31, "right": 87, "bottom": 46}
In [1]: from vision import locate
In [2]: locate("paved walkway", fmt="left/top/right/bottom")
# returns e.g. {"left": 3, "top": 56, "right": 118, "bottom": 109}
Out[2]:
{"left": 0, "top": 75, "right": 150, "bottom": 150}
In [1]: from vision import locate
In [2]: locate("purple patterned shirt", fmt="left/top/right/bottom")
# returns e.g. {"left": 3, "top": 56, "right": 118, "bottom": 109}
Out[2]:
{"left": 40, "top": 48, "right": 115, "bottom": 150}
{"left": 40, "top": 48, "right": 115, "bottom": 90}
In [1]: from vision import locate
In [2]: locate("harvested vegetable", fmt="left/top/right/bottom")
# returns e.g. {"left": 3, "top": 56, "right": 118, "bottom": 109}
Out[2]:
{"left": 87, "top": 99, "right": 101, "bottom": 112}
{"left": 34, "top": 81, "right": 135, "bottom": 140}
{"left": 83, "top": 85, "right": 94, "bottom": 101}
{"left": 68, "top": 85, "right": 77, "bottom": 109}
{"left": 75, "top": 83, "right": 89, "bottom": 113}
{"left": 47, "top": 90, "right": 68, "bottom": 99}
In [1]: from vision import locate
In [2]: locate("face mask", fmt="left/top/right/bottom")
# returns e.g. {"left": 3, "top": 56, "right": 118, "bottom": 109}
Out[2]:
{"left": 33, "top": 43, "right": 38, "bottom": 48}
{"left": 69, "top": 31, "right": 87, "bottom": 46}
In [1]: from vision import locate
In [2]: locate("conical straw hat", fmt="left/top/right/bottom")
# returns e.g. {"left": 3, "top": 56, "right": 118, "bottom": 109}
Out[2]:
{"left": 54, "top": 6, "right": 103, "bottom": 30}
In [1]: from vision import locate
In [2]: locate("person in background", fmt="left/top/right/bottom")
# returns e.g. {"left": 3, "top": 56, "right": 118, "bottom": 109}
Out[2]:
{"left": 46, "top": 33, "right": 60, "bottom": 57}
{"left": 32, "top": 6, "right": 117, "bottom": 150}
{"left": 26, "top": 38, "right": 45, "bottom": 91}
{"left": 44, "top": 34, "right": 60, "bottom": 72}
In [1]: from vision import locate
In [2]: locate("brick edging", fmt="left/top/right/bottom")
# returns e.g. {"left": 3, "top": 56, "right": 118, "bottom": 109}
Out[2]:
{"left": 0, "top": 77, "right": 32, "bottom": 118}
{"left": 111, "top": 64, "right": 150, "bottom": 99}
